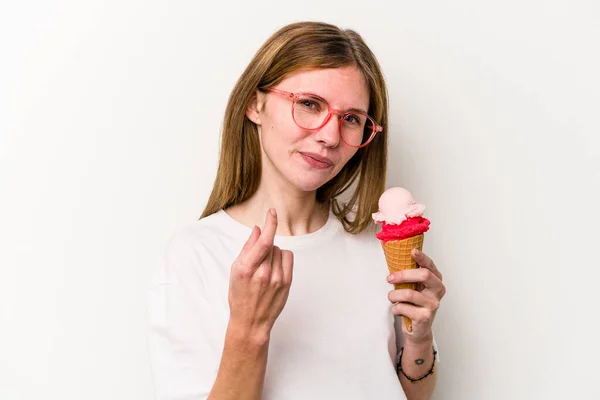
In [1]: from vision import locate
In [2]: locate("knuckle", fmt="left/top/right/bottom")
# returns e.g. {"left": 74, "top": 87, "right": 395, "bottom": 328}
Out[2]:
{"left": 432, "top": 299, "right": 441, "bottom": 311}
{"left": 259, "top": 236, "right": 273, "bottom": 248}
{"left": 421, "top": 269, "right": 431, "bottom": 280}
{"left": 255, "top": 268, "right": 270, "bottom": 284}
{"left": 234, "top": 264, "right": 252, "bottom": 280}
{"left": 237, "top": 257, "right": 252, "bottom": 270}
{"left": 271, "top": 277, "right": 283, "bottom": 288}
{"left": 421, "top": 308, "right": 433, "bottom": 322}
{"left": 440, "top": 284, "right": 447, "bottom": 298}
{"left": 281, "top": 271, "right": 292, "bottom": 287}
{"left": 392, "top": 302, "right": 404, "bottom": 315}
{"left": 239, "top": 269, "right": 251, "bottom": 280}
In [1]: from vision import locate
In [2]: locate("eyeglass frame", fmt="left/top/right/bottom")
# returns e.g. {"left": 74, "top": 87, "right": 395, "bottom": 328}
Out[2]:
{"left": 259, "top": 87, "right": 383, "bottom": 148}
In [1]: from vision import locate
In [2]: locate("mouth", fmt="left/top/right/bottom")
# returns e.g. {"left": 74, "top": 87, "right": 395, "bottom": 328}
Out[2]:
{"left": 299, "top": 152, "right": 334, "bottom": 169}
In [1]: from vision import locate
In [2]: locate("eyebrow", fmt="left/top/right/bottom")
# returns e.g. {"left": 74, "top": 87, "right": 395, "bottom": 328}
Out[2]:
{"left": 302, "top": 91, "right": 369, "bottom": 115}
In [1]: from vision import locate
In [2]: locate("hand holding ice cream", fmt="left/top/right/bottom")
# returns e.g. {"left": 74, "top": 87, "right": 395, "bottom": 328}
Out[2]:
{"left": 373, "top": 187, "right": 433, "bottom": 333}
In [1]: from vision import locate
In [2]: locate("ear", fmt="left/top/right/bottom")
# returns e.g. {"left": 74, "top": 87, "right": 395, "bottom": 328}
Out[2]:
{"left": 245, "top": 90, "right": 265, "bottom": 125}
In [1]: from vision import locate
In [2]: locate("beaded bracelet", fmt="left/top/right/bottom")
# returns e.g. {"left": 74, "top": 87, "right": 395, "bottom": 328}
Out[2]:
{"left": 396, "top": 346, "right": 438, "bottom": 383}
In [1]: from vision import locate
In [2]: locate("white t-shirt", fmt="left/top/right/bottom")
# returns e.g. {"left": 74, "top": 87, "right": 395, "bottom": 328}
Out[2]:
{"left": 146, "top": 209, "right": 438, "bottom": 400}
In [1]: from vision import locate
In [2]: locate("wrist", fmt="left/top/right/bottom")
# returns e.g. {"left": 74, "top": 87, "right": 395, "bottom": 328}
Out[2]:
{"left": 226, "top": 321, "right": 271, "bottom": 350}
{"left": 403, "top": 332, "right": 433, "bottom": 349}
{"left": 397, "top": 344, "right": 437, "bottom": 384}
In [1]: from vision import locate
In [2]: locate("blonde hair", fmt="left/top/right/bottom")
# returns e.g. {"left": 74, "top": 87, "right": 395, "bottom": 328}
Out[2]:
{"left": 200, "top": 21, "right": 388, "bottom": 234}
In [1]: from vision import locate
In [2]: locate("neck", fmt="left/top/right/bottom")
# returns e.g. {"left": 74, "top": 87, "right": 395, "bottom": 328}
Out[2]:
{"left": 225, "top": 180, "right": 329, "bottom": 237}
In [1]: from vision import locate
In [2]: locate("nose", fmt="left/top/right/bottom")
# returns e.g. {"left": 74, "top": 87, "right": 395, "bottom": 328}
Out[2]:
{"left": 313, "top": 113, "right": 341, "bottom": 147}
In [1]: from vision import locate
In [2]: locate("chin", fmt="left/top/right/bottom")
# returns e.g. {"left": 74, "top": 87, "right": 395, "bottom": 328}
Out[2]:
{"left": 288, "top": 173, "right": 337, "bottom": 193}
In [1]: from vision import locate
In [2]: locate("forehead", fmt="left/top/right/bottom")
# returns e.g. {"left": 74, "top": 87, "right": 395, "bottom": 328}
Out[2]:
{"left": 278, "top": 67, "right": 370, "bottom": 110}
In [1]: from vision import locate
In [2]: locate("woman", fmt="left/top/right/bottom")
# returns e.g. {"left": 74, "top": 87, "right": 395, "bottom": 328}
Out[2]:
{"left": 147, "top": 21, "right": 446, "bottom": 400}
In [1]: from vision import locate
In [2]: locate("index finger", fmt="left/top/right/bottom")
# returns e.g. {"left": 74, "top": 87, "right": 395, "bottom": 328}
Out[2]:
{"left": 412, "top": 249, "right": 443, "bottom": 281}
{"left": 241, "top": 208, "right": 278, "bottom": 268}
{"left": 261, "top": 208, "right": 278, "bottom": 240}
{"left": 390, "top": 268, "right": 444, "bottom": 293}
{"left": 234, "top": 225, "right": 261, "bottom": 263}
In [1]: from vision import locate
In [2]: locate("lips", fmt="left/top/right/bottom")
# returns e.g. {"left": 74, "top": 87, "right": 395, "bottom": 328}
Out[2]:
{"left": 299, "top": 152, "right": 334, "bottom": 166}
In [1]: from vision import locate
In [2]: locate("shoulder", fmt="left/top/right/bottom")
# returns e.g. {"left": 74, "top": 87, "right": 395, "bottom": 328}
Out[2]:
{"left": 161, "top": 212, "right": 223, "bottom": 257}
{"left": 166, "top": 210, "right": 239, "bottom": 251}
{"left": 150, "top": 210, "right": 243, "bottom": 286}
{"left": 329, "top": 212, "right": 380, "bottom": 251}
{"left": 332, "top": 202, "right": 380, "bottom": 243}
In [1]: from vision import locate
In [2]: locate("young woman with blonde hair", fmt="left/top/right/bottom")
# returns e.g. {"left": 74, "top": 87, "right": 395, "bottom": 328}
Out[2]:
{"left": 147, "top": 21, "right": 445, "bottom": 400}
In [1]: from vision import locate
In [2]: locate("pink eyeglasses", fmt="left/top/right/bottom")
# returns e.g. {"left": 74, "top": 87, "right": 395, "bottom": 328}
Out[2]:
{"left": 261, "top": 87, "right": 382, "bottom": 148}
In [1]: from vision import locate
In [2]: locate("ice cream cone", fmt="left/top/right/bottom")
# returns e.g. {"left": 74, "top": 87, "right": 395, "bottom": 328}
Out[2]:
{"left": 381, "top": 233, "right": 424, "bottom": 332}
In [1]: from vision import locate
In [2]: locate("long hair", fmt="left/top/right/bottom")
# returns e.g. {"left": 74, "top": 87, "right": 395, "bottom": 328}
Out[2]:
{"left": 200, "top": 21, "right": 388, "bottom": 234}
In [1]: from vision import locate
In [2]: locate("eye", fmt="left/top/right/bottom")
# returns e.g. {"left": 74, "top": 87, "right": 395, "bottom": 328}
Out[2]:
{"left": 298, "top": 99, "right": 321, "bottom": 111}
{"left": 343, "top": 114, "right": 362, "bottom": 125}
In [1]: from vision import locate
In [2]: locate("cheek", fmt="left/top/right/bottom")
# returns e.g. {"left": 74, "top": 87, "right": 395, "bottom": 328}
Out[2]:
{"left": 263, "top": 126, "right": 310, "bottom": 156}
{"left": 260, "top": 122, "right": 305, "bottom": 163}
{"left": 340, "top": 148, "right": 359, "bottom": 165}
{"left": 264, "top": 109, "right": 306, "bottom": 143}
{"left": 329, "top": 148, "right": 358, "bottom": 176}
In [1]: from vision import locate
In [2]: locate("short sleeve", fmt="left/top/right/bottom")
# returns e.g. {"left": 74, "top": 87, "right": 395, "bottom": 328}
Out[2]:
{"left": 394, "top": 316, "right": 441, "bottom": 363}
{"left": 145, "top": 236, "right": 222, "bottom": 400}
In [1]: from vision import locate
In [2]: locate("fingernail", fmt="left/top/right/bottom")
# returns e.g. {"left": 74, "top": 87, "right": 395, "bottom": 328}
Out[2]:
{"left": 413, "top": 249, "right": 421, "bottom": 257}
{"left": 387, "top": 274, "right": 394, "bottom": 282}
{"left": 270, "top": 208, "right": 277, "bottom": 216}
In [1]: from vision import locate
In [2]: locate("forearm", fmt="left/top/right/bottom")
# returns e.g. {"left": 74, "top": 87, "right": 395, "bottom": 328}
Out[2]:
{"left": 208, "top": 323, "right": 270, "bottom": 400}
{"left": 399, "top": 334, "right": 437, "bottom": 400}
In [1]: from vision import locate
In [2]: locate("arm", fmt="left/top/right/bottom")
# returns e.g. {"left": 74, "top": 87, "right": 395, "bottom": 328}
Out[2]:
{"left": 147, "top": 209, "right": 292, "bottom": 400}
{"left": 207, "top": 324, "right": 270, "bottom": 400}
{"left": 387, "top": 249, "right": 446, "bottom": 400}
{"left": 209, "top": 209, "right": 293, "bottom": 399}
{"left": 398, "top": 334, "right": 437, "bottom": 400}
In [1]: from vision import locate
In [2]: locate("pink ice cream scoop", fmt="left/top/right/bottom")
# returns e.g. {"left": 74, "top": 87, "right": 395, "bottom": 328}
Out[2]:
{"left": 372, "top": 187, "right": 426, "bottom": 225}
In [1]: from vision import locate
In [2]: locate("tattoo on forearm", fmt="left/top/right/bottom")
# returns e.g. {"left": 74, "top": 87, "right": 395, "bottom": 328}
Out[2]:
{"left": 415, "top": 358, "right": 425, "bottom": 365}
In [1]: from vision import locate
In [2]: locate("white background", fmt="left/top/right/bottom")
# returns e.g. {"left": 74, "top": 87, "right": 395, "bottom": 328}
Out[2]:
{"left": 1, "top": 1, "right": 599, "bottom": 399}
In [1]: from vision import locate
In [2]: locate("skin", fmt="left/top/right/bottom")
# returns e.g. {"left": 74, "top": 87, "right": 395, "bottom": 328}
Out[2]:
{"left": 227, "top": 66, "right": 368, "bottom": 236}
{"left": 389, "top": 249, "right": 445, "bottom": 399}
{"left": 208, "top": 66, "right": 446, "bottom": 400}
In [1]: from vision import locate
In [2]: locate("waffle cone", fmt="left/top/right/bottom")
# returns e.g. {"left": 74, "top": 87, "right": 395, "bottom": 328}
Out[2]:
{"left": 381, "top": 234, "right": 424, "bottom": 332}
